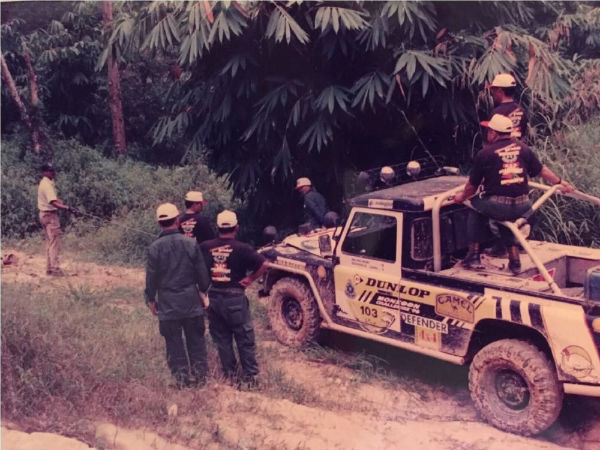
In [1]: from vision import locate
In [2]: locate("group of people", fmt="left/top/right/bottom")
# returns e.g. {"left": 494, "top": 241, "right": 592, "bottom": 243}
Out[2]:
{"left": 454, "top": 73, "right": 574, "bottom": 273}
{"left": 144, "top": 192, "right": 269, "bottom": 388}
{"left": 36, "top": 72, "right": 574, "bottom": 389}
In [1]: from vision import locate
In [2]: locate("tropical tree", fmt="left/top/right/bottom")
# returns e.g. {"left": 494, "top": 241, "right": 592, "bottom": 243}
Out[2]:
{"left": 99, "top": 1, "right": 600, "bottom": 230}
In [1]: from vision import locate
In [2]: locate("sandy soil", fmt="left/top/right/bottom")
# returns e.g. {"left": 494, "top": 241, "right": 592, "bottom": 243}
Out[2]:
{"left": 2, "top": 249, "right": 600, "bottom": 450}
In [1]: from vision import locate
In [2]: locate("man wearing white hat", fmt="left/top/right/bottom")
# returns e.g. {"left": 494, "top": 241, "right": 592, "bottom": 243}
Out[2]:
{"left": 487, "top": 73, "right": 527, "bottom": 140}
{"left": 295, "top": 177, "right": 329, "bottom": 228}
{"left": 179, "top": 191, "right": 215, "bottom": 244}
{"left": 455, "top": 114, "right": 573, "bottom": 274}
{"left": 145, "top": 203, "right": 211, "bottom": 388}
{"left": 200, "top": 210, "right": 269, "bottom": 387}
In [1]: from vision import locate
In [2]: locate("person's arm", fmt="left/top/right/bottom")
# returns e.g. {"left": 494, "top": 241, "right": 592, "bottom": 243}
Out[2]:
{"left": 194, "top": 243, "right": 211, "bottom": 292}
{"left": 144, "top": 249, "right": 159, "bottom": 316}
{"left": 538, "top": 166, "right": 575, "bottom": 193}
{"left": 239, "top": 261, "right": 269, "bottom": 288}
{"left": 49, "top": 199, "right": 70, "bottom": 210}
{"left": 454, "top": 181, "right": 478, "bottom": 204}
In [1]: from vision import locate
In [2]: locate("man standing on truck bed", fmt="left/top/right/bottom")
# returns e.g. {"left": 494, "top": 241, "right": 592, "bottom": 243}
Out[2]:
{"left": 179, "top": 191, "right": 215, "bottom": 244}
{"left": 454, "top": 114, "right": 574, "bottom": 275}
{"left": 487, "top": 73, "right": 527, "bottom": 141}
{"left": 145, "top": 202, "right": 211, "bottom": 388}
{"left": 201, "top": 210, "right": 269, "bottom": 388}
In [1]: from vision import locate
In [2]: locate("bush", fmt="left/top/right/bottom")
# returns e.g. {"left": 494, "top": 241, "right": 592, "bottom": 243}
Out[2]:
{"left": 531, "top": 116, "right": 600, "bottom": 247}
{"left": 1, "top": 136, "right": 239, "bottom": 263}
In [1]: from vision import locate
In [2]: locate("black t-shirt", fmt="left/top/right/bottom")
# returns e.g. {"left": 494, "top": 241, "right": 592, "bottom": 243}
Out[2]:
{"left": 200, "top": 237, "right": 266, "bottom": 289}
{"left": 469, "top": 137, "right": 543, "bottom": 197}
{"left": 179, "top": 212, "right": 215, "bottom": 244}
{"left": 492, "top": 101, "right": 527, "bottom": 141}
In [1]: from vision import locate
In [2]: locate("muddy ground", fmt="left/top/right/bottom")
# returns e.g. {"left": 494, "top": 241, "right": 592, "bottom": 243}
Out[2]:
{"left": 2, "top": 248, "right": 600, "bottom": 450}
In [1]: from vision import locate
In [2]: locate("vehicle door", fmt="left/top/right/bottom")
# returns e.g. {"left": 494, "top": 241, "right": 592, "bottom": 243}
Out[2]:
{"left": 333, "top": 208, "right": 403, "bottom": 336}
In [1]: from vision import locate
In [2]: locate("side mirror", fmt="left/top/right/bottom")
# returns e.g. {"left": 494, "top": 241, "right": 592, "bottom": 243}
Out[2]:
{"left": 318, "top": 234, "right": 333, "bottom": 257}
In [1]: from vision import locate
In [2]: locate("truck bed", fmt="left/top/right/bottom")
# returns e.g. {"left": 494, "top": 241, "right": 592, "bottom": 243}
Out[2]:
{"left": 438, "top": 240, "right": 600, "bottom": 299}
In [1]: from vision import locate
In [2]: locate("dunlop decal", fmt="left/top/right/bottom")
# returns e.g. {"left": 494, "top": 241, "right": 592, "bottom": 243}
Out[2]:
{"left": 435, "top": 293, "right": 474, "bottom": 323}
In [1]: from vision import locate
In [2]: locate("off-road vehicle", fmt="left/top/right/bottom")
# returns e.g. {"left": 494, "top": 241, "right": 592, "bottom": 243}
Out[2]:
{"left": 260, "top": 159, "right": 600, "bottom": 435}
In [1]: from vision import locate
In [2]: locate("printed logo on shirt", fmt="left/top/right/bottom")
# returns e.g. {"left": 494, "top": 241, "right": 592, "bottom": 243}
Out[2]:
{"left": 495, "top": 143, "right": 525, "bottom": 186}
{"left": 180, "top": 218, "right": 196, "bottom": 238}
{"left": 508, "top": 108, "right": 524, "bottom": 139}
{"left": 209, "top": 245, "right": 233, "bottom": 282}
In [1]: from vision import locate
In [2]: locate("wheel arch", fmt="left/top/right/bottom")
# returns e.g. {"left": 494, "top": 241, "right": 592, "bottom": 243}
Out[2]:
{"left": 466, "top": 319, "right": 554, "bottom": 366}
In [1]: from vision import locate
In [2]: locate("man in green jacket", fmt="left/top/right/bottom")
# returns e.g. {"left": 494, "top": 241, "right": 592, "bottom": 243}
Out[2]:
{"left": 145, "top": 203, "right": 211, "bottom": 388}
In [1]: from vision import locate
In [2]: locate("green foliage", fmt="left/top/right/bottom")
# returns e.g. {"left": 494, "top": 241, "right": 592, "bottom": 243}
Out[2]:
{"left": 1, "top": 136, "right": 238, "bottom": 262}
{"left": 531, "top": 117, "right": 600, "bottom": 247}
{"left": 102, "top": 1, "right": 599, "bottom": 233}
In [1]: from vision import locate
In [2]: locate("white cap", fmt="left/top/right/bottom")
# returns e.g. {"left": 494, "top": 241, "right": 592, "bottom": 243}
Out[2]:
{"left": 156, "top": 203, "right": 179, "bottom": 221}
{"left": 295, "top": 177, "right": 312, "bottom": 190}
{"left": 487, "top": 73, "right": 517, "bottom": 88}
{"left": 480, "top": 114, "right": 513, "bottom": 133}
{"left": 217, "top": 210, "right": 238, "bottom": 228}
{"left": 185, "top": 191, "right": 206, "bottom": 203}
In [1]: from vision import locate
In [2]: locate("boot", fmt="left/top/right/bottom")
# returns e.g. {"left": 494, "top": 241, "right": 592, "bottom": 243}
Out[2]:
{"left": 508, "top": 246, "right": 521, "bottom": 275}
{"left": 462, "top": 243, "right": 484, "bottom": 270}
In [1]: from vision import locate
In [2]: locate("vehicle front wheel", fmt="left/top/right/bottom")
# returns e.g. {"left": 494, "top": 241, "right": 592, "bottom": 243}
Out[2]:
{"left": 268, "top": 277, "right": 321, "bottom": 347}
{"left": 469, "top": 339, "right": 563, "bottom": 435}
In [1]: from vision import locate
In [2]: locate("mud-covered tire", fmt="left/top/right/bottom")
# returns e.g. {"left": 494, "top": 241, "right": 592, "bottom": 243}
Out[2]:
{"left": 268, "top": 277, "right": 321, "bottom": 347}
{"left": 469, "top": 339, "right": 563, "bottom": 435}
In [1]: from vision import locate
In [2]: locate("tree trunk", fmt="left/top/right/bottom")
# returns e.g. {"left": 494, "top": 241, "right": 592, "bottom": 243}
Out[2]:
{"left": 1, "top": 54, "right": 42, "bottom": 154}
{"left": 22, "top": 43, "right": 47, "bottom": 153}
{"left": 103, "top": 1, "right": 127, "bottom": 156}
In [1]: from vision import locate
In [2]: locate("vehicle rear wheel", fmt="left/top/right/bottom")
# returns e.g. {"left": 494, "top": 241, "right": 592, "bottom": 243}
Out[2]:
{"left": 469, "top": 339, "right": 563, "bottom": 435}
{"left": 269, "top": 277, "right": 321, "bottom": 347}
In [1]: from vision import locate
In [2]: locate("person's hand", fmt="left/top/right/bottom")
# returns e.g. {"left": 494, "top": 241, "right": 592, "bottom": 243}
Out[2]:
{"left": 557, "top": 180, "right": 575, "bottom": 194}
{"left": 148, "top": 301, "right": 158, "bottom": 316}
{"left": 453, "top": 191, "right": 467, "bottom": 204}
{"left": 239, "top": 277, "right": 253, "bottom": 288}
{"left": 200, "top": 292, "right": 210, "bottom": 310}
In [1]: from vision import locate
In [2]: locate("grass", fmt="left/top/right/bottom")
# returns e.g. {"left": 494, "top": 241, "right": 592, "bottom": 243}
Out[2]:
{"left": 531, "top": 116, "right": 600, "bottom": 247}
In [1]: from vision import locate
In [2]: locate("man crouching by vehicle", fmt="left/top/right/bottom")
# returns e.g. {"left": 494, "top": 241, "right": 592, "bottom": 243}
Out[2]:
{"left": 145, "top": 203, "right": 210, "bottom": 388}
{"left": 201, "top": 210, "right": 269, "bottom": 388}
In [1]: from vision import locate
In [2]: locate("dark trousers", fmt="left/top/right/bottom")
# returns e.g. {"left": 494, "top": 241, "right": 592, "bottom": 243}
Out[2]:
{"left": 208, "top": 292, "right": 258, "bottom": 379}
{"left": 159, "top": 315, "right": 207, "bottom": 383}
{"left": 467, "top": 195, "right": 532, "bottom": 245}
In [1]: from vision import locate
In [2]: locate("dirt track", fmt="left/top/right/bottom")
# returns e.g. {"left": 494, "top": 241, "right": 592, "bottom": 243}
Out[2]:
{"left": 2, "top": 249, "right": 600, "bottom": 450}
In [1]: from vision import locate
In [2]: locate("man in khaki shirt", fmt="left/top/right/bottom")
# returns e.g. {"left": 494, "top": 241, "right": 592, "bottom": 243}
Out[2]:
{"left": 37, "top": 163, "right": 71, "bottom": 276}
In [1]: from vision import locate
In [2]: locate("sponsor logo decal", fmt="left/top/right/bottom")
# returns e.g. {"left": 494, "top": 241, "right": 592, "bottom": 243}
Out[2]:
{"left": 367, "top": 199, "right": 394, "bottom": 209}
{"left": 276, "top": 246, "right": 300, "bottom": 255}
{"left": 275, "top": 257, "right": 306, "bottom": 270}
{"left": 531, "top": 267, "right": 556, "bottom": 282}
{"left": 435, "top": 294, "right": 474, "bottom": 323}
{"left": 365, "top": 278, "right": 430, "bottom": 298}
{"left": 561, "top": 345, "right": 593, "bottom": 377}
{"left": 401, "top": 313, "right": 448, "bottom": 334}
{"left": 345, "top": 280, "right": 356, "bottom": 298}
{"left": 415, "top": 326, "right": 442, "bottom": 351}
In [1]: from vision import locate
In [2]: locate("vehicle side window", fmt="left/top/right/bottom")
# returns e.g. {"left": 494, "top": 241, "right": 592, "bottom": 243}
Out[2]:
{"left": 341, "top": 212, "right": 397, "bottom": 262}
